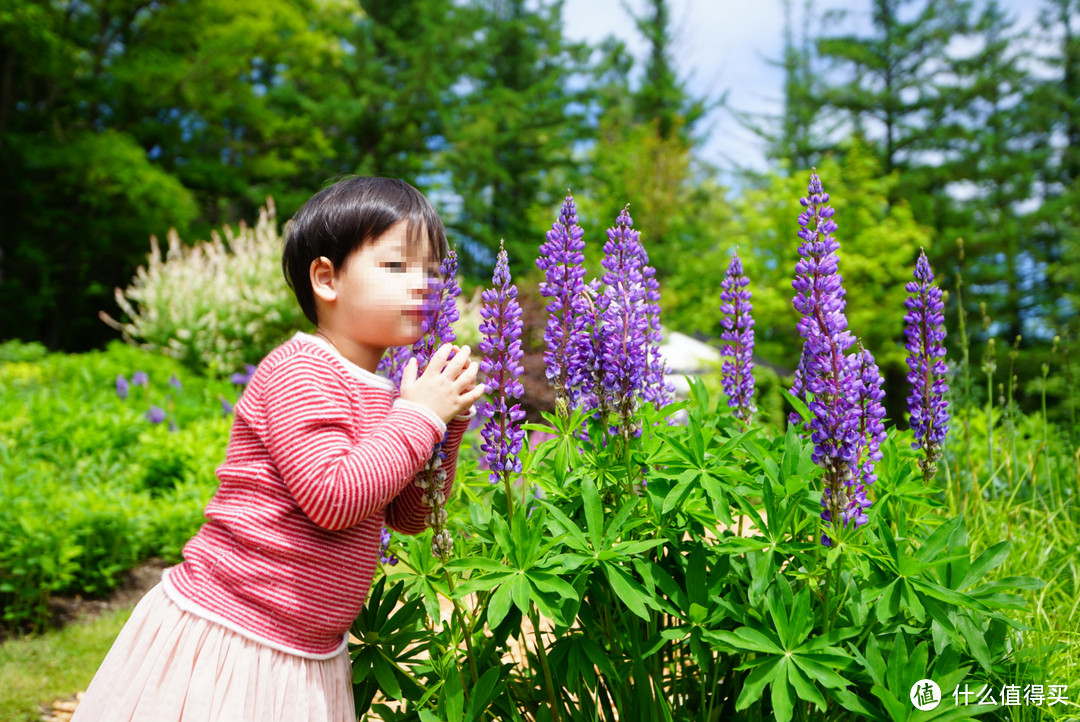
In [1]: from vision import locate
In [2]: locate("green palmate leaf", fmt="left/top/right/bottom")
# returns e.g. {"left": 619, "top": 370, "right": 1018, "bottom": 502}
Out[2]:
{"left": 486, "top": 581, "right": 513, "bottom": 629}
{"left": 582, "top": 477, "right": 603, "bottom": 546}
{"left": 443, "top": 666, "right": 464, "bottom": 722}
{"left": 710, "top": 626, "right": 783, "bottom": 655}
{"left": 736, "top": 656, "right": 783, "bottom": 710}
{"left": 915, "top": 515, "right": 963, "bottom": 564}
{"left": 510, "top": 573, "right": 531, "bottom": 615}
{"left": 465, "top": 667, "right": 503, "bottom": 722}
{"left": 787, "top": 660, "right": 827, "bottom": 712}
{"left": 372, "top": 653, "right": 402, "bottom": 700}
{"left": 602, "top": 564, "right": 650, "bottom": 620}
{"left": 771, "top": 659, "right": 795, "bottom": 722}
{"left": 662, "top": 468, "right": 700, "bottom": 515}
{"left": 957, "top": 541, "right": 1010, "bottom": 591}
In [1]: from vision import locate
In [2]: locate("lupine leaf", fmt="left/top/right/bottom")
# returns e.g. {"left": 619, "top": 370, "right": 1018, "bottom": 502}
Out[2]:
{"left": 735, "top": 656, "right": 782, "bottom": 710}
{"left": 957, "top": 541, "right": 1010, "bottom": 591}
{"left": 787, "top": 660, "right": 827, "bottom": 711}
{"left": 582, "top": 477, "right": 603, "bottom": 547}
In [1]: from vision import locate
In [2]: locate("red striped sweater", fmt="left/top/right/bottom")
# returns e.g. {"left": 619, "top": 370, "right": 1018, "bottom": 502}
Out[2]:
{"left": 163, "top": 333, "right": 470, "bottom": 658}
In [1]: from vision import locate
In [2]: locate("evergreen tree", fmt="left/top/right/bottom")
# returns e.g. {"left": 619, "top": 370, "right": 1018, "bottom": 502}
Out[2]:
{"left": 1029, "top": 0, "right": 1080, "bottom": 338}
{"left": 930, "top": 1, "right": 1043, "bottom": 347}
{"left": 815, "top": 0, "right": 971, "bottom": 174}
{"left": 440, "top": 0, "right": 592, "bottom": 277}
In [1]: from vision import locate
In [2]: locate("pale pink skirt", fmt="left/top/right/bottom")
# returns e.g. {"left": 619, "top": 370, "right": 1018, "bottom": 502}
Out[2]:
{"left": 71, "top": 584, "right": 355, "bottom": 722}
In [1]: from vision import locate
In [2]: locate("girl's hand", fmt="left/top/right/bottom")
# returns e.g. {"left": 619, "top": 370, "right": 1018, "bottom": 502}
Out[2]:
{"left": 399, "top": 343, "right": 485, "bottom": 424}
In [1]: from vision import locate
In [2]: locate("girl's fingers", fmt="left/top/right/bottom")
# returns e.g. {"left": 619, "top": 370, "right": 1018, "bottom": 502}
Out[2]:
{"left": 447, "top": 345, "right": 470, "bottom": 376}
{"left": 401, "top": 357, "right": 418, "bottom": 385}
{"left": 423, "top": 343, "right": 454, "bottom": 377}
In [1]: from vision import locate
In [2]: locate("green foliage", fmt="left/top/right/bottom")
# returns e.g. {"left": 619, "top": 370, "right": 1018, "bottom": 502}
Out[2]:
{"left": 0, "top": 341, "right": 231, "bottom": 631}
{"left": 101, "top": 201, "right": 309, "bottom": 376}
{"left": 351, "top": 379, "right": 1061, "bottom": 721}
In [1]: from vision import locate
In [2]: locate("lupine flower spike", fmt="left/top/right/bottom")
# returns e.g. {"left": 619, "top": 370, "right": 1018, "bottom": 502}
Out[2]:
{"left": 479, "top": 242, "right": 527, "bottom": 521}
{"left": 413, "top": 249, "right": 460, "bottom": 559}
{"left": 116, "top": 375, "right": 130, "bottom": 400}
{"left": 719, "top": 251, "right": 756, "bottom": 421}
{"left": 790, "top": 171, "right": 881, "bottom": 546}
{"left": 904, "top": 249, "right": 949, "bottom": 481}
{"left": 598, "top": 206, "right": 650, "bottom": 441}
{"left": 537, "top": 192, "right": 588, "bottom": 412}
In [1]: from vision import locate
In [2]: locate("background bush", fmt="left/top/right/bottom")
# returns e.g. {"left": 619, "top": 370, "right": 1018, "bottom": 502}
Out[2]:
{"left": 101, "top": 201, "right": 310, "bottom": 377}
{"left": 0, "top": 341, "right": 235, "bottom": 631}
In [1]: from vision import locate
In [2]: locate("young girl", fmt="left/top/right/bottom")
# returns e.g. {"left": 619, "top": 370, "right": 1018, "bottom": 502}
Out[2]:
{"left": 72, "top": 177, "right": 485, "bottom": 722}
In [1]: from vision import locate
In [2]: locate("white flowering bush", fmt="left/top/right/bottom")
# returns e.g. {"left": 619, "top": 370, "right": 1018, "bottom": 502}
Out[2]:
{"left": 102, "top": 199, "right": 309, "bottom": 376}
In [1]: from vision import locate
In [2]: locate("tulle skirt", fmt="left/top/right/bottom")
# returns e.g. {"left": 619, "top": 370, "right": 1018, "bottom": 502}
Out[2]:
{"left": 71, "top": 584, "right": 355, "bottom": 722}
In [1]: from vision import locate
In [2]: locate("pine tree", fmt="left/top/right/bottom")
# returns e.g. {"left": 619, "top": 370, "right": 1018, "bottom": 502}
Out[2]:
{"left": 440, "top": 0, "right": 591, "bottom": 277}
{"left": 815, "top": 0, "right": 971, "bottom": 174}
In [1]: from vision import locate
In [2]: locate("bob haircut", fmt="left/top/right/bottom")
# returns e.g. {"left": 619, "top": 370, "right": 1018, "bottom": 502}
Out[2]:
{"left": 282, "top": 176, "right": 448, "bottom": 325}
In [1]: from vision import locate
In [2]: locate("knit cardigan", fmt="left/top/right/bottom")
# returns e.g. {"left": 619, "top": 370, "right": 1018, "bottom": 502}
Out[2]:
{"left": 163, "top": 333, "right": 470, "bottom": 658}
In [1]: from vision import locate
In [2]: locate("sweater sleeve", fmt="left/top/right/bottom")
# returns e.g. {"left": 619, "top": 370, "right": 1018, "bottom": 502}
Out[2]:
{"left": 384, "top": 412, "right": 471, "bottom": 535}
{"left": 259, "top": 354, "right": 446, "bottom": 531}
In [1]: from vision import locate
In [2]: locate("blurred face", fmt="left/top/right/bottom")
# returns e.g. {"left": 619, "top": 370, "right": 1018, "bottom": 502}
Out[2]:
{"left": 312, "top": 221, "right": 436, "bottom": 370}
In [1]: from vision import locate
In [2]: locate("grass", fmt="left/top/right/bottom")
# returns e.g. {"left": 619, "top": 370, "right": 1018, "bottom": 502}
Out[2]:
{"left": 0, "top": 606, "right": 132, "bottom": 721}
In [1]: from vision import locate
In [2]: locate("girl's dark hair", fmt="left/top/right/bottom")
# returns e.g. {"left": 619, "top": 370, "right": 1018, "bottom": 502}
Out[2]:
{"left": 282, "top": 176, "right": 448, "bottom": 325}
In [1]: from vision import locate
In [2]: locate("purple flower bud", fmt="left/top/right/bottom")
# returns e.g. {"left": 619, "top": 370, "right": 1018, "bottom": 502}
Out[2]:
{"left": 168, "top": 374, "right": 182, "bottom": 391}
{"left": 904, "top": 249, "right": 949, "bottom": 478}
{"left": 220, "top": 397, "right": 234, "bottom": 416}
{"left": 720, "top": 251, "right": 756, "bottom": 420}
{"left": 116, "top": 375, "right": 129, "bottom": 400}
{"left": 146, "top": 406, "right": 166, "bottom": 424}
{"left": 131, "top": 371, "right": 148, "bottom": 387}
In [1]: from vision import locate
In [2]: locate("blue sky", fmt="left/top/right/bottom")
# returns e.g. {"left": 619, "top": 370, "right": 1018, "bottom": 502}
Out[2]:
{"left": 562, "top": 0, "right": 1045, "bottom": 178}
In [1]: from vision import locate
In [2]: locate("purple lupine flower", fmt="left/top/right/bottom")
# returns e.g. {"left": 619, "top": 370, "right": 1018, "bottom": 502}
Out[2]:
{"left": 377, "top": 346, "right": 413, "bottom": 390}
{"left": 572, "top": 279, "right": 606, "bottom": 424}
{"left": 379, "top": 526, "right": 399, "bottom": 566}
{"left": 640, "top": 258, "right": 674, "bottom": 410}
{"left": 790, "top": 171, "right": 874, "bottom": 546}
{"left": 146, "top": 406, "right": 166, "bottom": 424}
{"left": 410, "top": 249, "right": 459, "bottom": 559}
{"left": 597, "top": 206, "right": 650, "bottom": 439}
{"left": 131, "top": 371, "right": 148, "bottom": 387}
{"left": 412, "top": 250, "right": 460, "bottom": 371}
{"left": 719, "top": 251, "right": 756, "bottom": 420}
{"left": 168, "top": 374, "right": 182, "bottom": 391}
{"left": 479, "top": 243, "right": 527, "bottom": 487}
{"left": 904, "top": 249, "right": 949, "bottom": 479}
{"left": 116, "top": 375, "right": 130, "bottom": 400}
{"left": 537, "top": 193, "right": 588, "bottom": 409}
{"left": 230, "top": 364, "right": 256, "bottom": 386}
{"left": 220, "top": 396, "right": 234, "bottom": 416}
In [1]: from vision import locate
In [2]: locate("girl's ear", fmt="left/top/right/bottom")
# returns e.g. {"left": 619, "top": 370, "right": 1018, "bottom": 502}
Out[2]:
{"left": 310, "top": 256, "right": 338, "bottom": 303}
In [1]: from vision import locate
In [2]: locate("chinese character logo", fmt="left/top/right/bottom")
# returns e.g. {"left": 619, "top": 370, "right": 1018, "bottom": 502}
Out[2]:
{"left": 911, "top": 679, "right": 942, "bottom": 711}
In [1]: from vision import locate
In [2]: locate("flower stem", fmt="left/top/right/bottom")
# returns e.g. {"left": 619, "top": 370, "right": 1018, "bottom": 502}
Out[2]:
{"left": 443, "top": 569, "right": 478, "bottom": 685}
{"left": 530, "top": 607, "right": 561, "bottom": 722}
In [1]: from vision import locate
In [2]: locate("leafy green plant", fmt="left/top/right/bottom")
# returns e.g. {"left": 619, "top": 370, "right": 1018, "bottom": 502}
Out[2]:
{"left": 350, "top": 380, "right": 1057, "bottom": 721}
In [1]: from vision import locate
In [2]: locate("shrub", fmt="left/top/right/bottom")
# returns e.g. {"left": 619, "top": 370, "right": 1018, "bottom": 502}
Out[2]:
{"left": 0, "top": 342, "right": 232, "bottom": 631}
{"left": 101, "top": 200, "right": 310, "bottom": 376}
